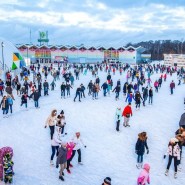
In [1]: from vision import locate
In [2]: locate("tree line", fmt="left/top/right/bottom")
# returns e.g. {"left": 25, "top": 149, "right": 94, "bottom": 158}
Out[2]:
{"left": 125, "top": 40, "right": 185, "bottom": 60}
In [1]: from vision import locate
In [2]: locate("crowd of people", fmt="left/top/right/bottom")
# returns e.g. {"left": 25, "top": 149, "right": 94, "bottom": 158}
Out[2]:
{"left": 0, "top": 60, "right": 185, "bottom": 184}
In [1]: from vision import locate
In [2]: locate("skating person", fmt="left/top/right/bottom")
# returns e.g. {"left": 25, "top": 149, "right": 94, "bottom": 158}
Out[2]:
{"left": 122, "top": 103, "right": 133, "bottom": 127}
{"left": 87, "top": 80, "right": 93, "bottom": 95}
{"left": 102, "top": 177, "right": 111, "bottom": 185}
{"left": 135, "top": 91, "right": 143, "bottom": 110}
{"left": 127, "top": 82, "right": 134, "bottom": 93}
{"left": 30, "top": 89, "right": 40, "bottom": 108}
{"left": 92, "top": 83, "right": 97, "bottom": 100}
{"left": 0, "top": 79, "right": 4, "bottom": 96}
{"left": 0, "top": 96, "right": 8, "bottom": 117}
{"left": 56, "top": 114, "right": 67, "bottom": 136}
{"left": 16, "top": 81, "right": 21, "bottom": 96}
{"left": 5, "top": 86, "right": 15, "bottom": 100}
{"left": 142, "top": 87, "right": 148, "bottom": 106}
{"left": 125, "top": 92, "right": 134, "bottom": 104}
{"left": 50, "top": 80, "right": 56, "bottom": 91}
{"left": 20, "top": 92, "right": 29, "bottom": 109}
{"left": 43, "top": 80, "right": 49, "bottom": 96}
{"left": 123, "top": 82, "right": 128, "bottom": 96}
{"left": 148, "top": 87, "right": 153, "bottom": 104}
{"left": 74, "top": 86, "right": 81, "bottom": 102}
{"left": 101, "top": 82, "right": 108, "bottom": 97}
{"left": 170, "top": 80, "right": 175, "bottom": 95}
{"left": 112, "top": 85, "right": 121, "bottom": 100}
{"left": 115, "top": 107, "right": 122, "bottom": 132}
{"left": 66, "top": 142, "right": 75, "bottom": 174}
{"left": 66, "top": 83, "right": 73, "bottom": 97}
{"left": 56, "top": 143, "right": 67, "bottom": 181}
{"left": 70, "top": 132, "right": 86, "bottom": 165}
{"left": 80, "top": 84, "right": 86, "bottom": 98}
{"left": 7, "top": 95, "right": 13, "bottom": 114}
{"left": 45, "top": 109, "right": 58, "bottom": 139}
{"left": 50, "top": 127, "right": 63, "bottom": 165}
{"left": 137, "top": 163, "right": 150, "bottom": 185}
{"left": 60, "top": 82, "right": 66, "bottom": 98}
{"left": 154, "top": 80, "right": 159, "bottom": 92}
{"left": 164, "top": 138, "right": 181, "bottom": 178}
{"left": 135, "top": 132, "right": 149, "bottom": 169}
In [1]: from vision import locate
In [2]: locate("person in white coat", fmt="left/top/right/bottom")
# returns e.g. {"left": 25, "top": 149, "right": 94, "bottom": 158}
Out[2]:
{"left": 164, "top": 138, "right": 181, "bottom": 178}
{"left": 70, "top": 132, "right": 86, "bottom": 165}
{"left": 50, "top": 127, "right": 63, "bottom": 165}
{"left": 115, "top": 107, "right": 122, "bottom": 132}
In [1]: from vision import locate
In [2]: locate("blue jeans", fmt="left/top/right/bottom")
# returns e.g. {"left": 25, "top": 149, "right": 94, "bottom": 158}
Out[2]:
{"left": 34, "top": 101, "right": 39, "bottom": 108}
{"left": 137, "top": 155, "right": 143, "bottom": 163}
{"left": 103, "top": 89, "right": 107, "bottom": 96}
{"left": 170, "top": 88, "right": 173, "bottom": 94}
{"left": 3, "top": 109, "right": 8, "bottom": 114}
{"left": 8, "top": 104, "right": 13, "bottom": 113}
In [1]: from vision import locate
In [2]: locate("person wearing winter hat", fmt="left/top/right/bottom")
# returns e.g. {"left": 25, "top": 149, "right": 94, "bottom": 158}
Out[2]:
{"left": 137, "top": 163, "right": 150, "bottom": 185}
{"left": 102, "top": 177, "right": 111, "bottom": 185}
{"left": 164, "top": 138, "right": 181, "bottom": 178}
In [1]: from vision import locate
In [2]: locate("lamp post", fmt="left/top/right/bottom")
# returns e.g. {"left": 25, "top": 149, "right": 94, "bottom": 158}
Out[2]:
{"left": 1, "top": 42, "right": 4, "bottom": 71}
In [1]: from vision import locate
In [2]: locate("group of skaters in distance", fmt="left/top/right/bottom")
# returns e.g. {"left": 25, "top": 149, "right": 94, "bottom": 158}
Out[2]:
{"left": 0, "top": 61, "right": 185, "bottom": 184}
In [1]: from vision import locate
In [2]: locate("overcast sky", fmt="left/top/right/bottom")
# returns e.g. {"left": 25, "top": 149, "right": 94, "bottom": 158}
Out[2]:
{"left": 0, "top": 0, "right": 185, "bottom": 46}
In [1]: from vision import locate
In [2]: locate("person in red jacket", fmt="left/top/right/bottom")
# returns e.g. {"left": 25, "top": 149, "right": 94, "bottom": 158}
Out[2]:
{"left": 170, "top": 80, "right": 175, "bottom": 95}
{"left": 122, "top": 103, "right": 133, "bottom": 127}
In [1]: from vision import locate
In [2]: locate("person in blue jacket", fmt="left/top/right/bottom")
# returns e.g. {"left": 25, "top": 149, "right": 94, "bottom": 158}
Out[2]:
{"left": 125, "top": 92, "right": 134, "bottom": 104}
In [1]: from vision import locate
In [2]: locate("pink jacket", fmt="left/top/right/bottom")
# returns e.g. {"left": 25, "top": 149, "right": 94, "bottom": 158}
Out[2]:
{"left": 154, "top": 81, "right": 158, "bottom": 87}
{"left": 66, "top": 142, "right": 75, "bottom": 160}
{"left": 137, "top": 169, "right": 150, "bottom": 185}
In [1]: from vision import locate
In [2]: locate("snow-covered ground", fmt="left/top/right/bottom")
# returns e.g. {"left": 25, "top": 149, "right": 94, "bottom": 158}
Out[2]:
{"left": 0, "top": 65, "right": 185, "bottom": 185}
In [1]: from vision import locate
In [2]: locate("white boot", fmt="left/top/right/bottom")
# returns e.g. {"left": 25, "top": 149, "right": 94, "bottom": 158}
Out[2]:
{"left": 50, "top": 160, "right": 54, "bottom": 165}
{"left": 165, "top": 169, "right": 169, "bottom": 176}
{"left": 136, "top": 163, "right": 140, "bottom": 169}
{"left": 178, "top": 165, "right": 182, "bottom": 172}
{"left": 174, "top": 172, "right": 177, "bottom": 179}
{"left": 78, "top": 162, "right": 83, "bottom": 165}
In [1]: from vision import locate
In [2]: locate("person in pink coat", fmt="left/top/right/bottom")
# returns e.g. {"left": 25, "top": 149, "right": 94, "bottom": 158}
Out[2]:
{"left": 66, "top": 142, "right": 75, "bottom": 174}
{"left": 0, "top": 147, "right": 13, "bottom": 181}
{"left": 137, "top": 163, "right": 150, "bottom": 185}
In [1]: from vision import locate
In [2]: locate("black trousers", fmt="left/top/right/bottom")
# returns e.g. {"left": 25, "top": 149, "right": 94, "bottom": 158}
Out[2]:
{"left": 70, "top": 149, "right": 81, "bottom": 162}
{"left": 49, "top": 125, "right": 55, "bottom": 139}
{"left": 66, "top": 158, "right": 71, "bottom": 170}
{"left": 51, "top": 146, "right": 59, "bottom": 160}
{"left": 116, "top": 120, "right": 120, "bottom": 131}
{"left": 167, "top": 155, "right": 178, "bottom": 172}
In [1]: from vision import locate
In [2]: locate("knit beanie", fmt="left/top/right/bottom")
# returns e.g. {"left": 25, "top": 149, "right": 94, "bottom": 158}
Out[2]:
{"left": 104, "top": 177, "right": 111, "bottom": 185}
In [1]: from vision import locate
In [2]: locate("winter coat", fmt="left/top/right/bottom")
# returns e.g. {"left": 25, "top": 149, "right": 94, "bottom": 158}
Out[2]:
{"left": 101, "top": 83, "right": 108, "bottom": 90}
{"left": 45, "top": 115, "right": 57, "bottom": 127}
{"left": 149, "top": 89, "right": 153, "bottom": 97}
{"left": 166, "top": 143, "right": 181, "bottom": 160}
{"left": 122, "top": 105, "right": 132, "bottom": 117}
{"left": 123, "top": 83, "right": 128, "bottom": 93}
{"left": 31, "top": 91, "right": 40, "bottom": 101}
{"left": 170, "top": 82, "right": 175, "bottom": 89}
{"left": 21, "top": 94, "right": 28, "bottom": 104}
{"left": 88, "top": 82, "right": 93, "bottom": 89}
{"left": 115, "top": 108, "right": 122, "bottom": 121}
{"left": 179, "top": 113, "right": 185, "bottom": 127}
{"left": 135, "top": 92, "right": 143, "bottom": 104}
{"left": 61, "top": 84, "right": 66, "bottom": 91}
{"left": 56, "top": 146, "right": 67, "bottom": 165}
{"left": 43, "top": 82, "right": 49, "bottom": 90}
{"left": 66, "top": 142, "right": 75, "bottom": 160}
{"left": 127, "top": 84, "right": 133, "bottom": 93}
{"left": 126, "top": 93, "right": 134, "bottom": 103}
{"left": 0, "top": 81, "right": 4, "bottom": 90}
{"left": 143, "top": 88, "right": 148, "bottom": 98}
{"left": 51, "top": 127, "right": 62, "bottom": 146}
{"left": 137, "top": 169, "right": 150, "bottom": 185}
{"left": 113, "top": 86, "right": 120, "bottom": 93}
{"left": 154, "top": 81, "right": 158, "bottom": 87}
{"left": 5, "top": 86, "right": 13, "bottom": 94}
{"left": 72, "top": 136, "right": 84, "bottom": 150}
{"left": 135, "top": 137, "right": 148, "bottom": 155}
{"left": 0, "top": 99, "right": 8, "bottom": 110}
{"left": 7, "top": 97, "right": 13, "bottom": 105}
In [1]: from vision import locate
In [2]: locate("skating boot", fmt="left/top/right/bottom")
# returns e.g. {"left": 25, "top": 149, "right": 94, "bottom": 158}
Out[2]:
{"left": 174, "top": 172, "right": 177, "bottom": 179}
{"left": 165, "top": 169, "right": 169, "bottom": 176}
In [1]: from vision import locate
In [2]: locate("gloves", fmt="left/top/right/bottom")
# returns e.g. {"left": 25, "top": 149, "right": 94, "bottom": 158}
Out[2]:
{"left": 164, "top": 155, "right": 166, "bottom": 159}
{"left": 135, "top": 150, "right": 138, "bottom": 154}
{"left": 84, "top": 145, "right": 87, "bottom": 148}
{"left": 44, "top": 126, "right": 47, "bottom": 128}
{"left": 147, "top": 149, "right": 149, "bottom": 154}
{"left": 56, "top": 164, "right": 59, "bottom": 168}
